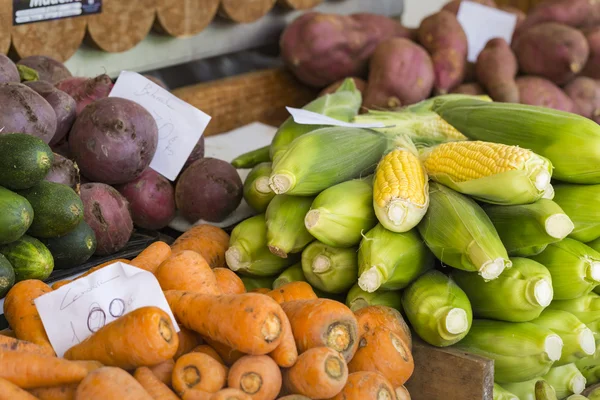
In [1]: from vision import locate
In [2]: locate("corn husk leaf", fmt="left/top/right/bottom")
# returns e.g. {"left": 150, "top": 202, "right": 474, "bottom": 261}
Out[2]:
{"left": 265, "top": 194, "right": 314, "bottom": 258}
{"left": 345, "top": 283, "right": 402, "bottom": 312}
{"left": 272, "top": 263, "right": 305, "bottom": 289}
{"left": 553, "top": 183, "right": 600, "bottom": 243}
{"left": 493, "top": 383, "right": 519, "bottom": 400}
{"left": 243, "top": 162, "right": 275, "bottom": 213}
{"left": 503, "top": 378, "right": 544, "bottom": 400}
{"left": 548, "top": 293, "right": 600, "bottom": 339}
{"left": 240, "top": 275, "right": 276, "bottom": 291}
{"left": 536, "top": 380, "right": 559, "bottom": 400}
{"left": 301, "top": 241, "right": 358, "bottom": 294}
{"left": 575, "top": 349, "right": 600, "bottom": 387}
{"left": 542, "top": 363, "right": 586, "bottom": 399}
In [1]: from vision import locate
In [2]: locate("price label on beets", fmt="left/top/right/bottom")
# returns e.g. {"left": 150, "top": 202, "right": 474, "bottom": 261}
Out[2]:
{"left": 34, "top": 262, "right": 179, "bottom": 357}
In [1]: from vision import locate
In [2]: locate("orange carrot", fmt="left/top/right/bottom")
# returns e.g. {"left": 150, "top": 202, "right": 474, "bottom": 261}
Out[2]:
{"left": 192, "top": 345, "right": 225, "bottom": 365}
{"left": 0, "top": 335, "right": 54, "bottom": 355}
{"left": 329, "top": 371, "right": 396, "bottom": 400}
{"left": 171, "top": 225, "right": 230, "bottom": 269}
{"left": 251, "top": 288, "right": 270, "bottom": 294}
{"left": 354, "top": 305, "right": 412, "bottom": 350}
{"left": 210, "top": 388, "right": 252, "bottom": 400}
{"left": 268, "top": 313, "right": 297, "bottom": 368}
{"left": 175, "top": 327, "right": 204, "bottom": 360}
{"left": 228, "top": 355, "right": 282, "bottom": 400}
{"left": 276, "top": 396, "right": 311, "bottom": 400}
{"left": 165, "top": 291, "right": 285, "bottom": 355}
{"left": 282, "top": 347, "right": 348, "bottom": 399}
{"left": 64, "top": 306, "right": 179, "bottom": 370}
{"left": 172, "top": 353, "right": 227, "bottom": 395}
{"left": 134, "top": 366, "right": 180, "bottom": 400}
{"left": 52, "top": 259, "right": 133, "bottom": 289}
{"left": 155, "top": 251, "right": 221, "bottom": 295}
{"left": 265, "top": 282, "right": 318, "bottom": 304}
{"left": 282, "top": 299, "right": 359, "bottom": 362}
{"left": 3, "top": 280, "right": 55, "bottom": 355}
{"left": 28, "top": 383, "right": 78, "bottom": 400}
{"left": 75, "top": 367, "right": 152, "bottom": 400}
{"left": 149, "top": 359, "right": 175, "bottom": 387}
{"left": 395, "top": 385, "right": 411, "bottom": 400}
{"left": 0, "top": 328, "right": 15, "bottom": 337}
{"left": 73, "top": 360, "right": 104, "bottom": 373}
{"left": 0, "top": 377, "right": 39, "bottom": 400}
{"left": 213, "top": 268, "right": 246, "bottom": 294}
{"left": 182, "top": 390, "right": 212, "bottom": 400}
{"left": 130, "top": 242, "right": 172, "bottom": 273}
{"left": 0, "top": 350, "right": 89, "bottom": 389}
{"left": 201, "top": 338, "right": 245, "bottom": 366}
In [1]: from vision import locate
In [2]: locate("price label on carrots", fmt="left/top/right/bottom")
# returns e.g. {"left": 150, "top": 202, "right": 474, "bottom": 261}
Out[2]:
{"left": 34, "top": 262, "right": 179, "bottom": 357}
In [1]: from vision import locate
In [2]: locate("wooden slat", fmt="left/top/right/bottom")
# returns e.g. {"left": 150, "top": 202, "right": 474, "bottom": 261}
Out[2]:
{"left": 11, "top": 17, "right": 86, "bottom": 61}
{"left": 0, "top": 0, "right": 11, "bottom": 54}
{"left": 154, "top": 0, "right": 220, "bottom": 38}
{"left": 277, "top": 0, "right": 323, "bottom": 9}
{"left": 219, "top": 0, "right": 278, "bottom": 23}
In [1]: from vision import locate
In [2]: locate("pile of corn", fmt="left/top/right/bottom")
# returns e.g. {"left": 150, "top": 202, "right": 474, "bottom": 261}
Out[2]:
{"left": 230, "top": 79, "right": 600, "bottom": 400}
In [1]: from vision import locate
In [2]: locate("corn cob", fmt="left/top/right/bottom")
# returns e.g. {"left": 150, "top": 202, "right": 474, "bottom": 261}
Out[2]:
{"left": 547, "top": 293, "right": 600, "bottom": 339}
{"left": 536, "top": 380, "right": 560, "bottom": 400}
{"left": 345, "top": 283, "right": 403, "bottom": 312}
{"left": 243, "top": 162, "right": 275, "bottom": 213}
{"left": 265, "top": 194, "right": 314, "bottom": 258}
{"left": 240, "top": 275, "right": 276, "bottom": 292}
{"left": 542, "top": 364, "right": 587, "bottom": 399}
{"left": 494, "top": 383, "right": 519, "bottom": 400}
{"left": 451, "top": 258, "right": 553, "bottom": 322}
{"left": 503, "top": 378, "right": 545, "bottom": 400}
{"left": 401, "top": 270, "right": 472, "bottom": 347}
{"left": 272, "top": 262, "right": 305, "bottom": 289}
{"left": 575, "top": 350, "right": 600, "bottom": 386}
{"left": 553, "top": 183, "right": 600, "bottom": 243}
{"left": 301, "top": 241, "right": 358, "bottom": 294}
{"left": 483, "top": 199, "right": 574, "bottom": 257}
{"left": 304, "top": 177, "right": 377, "bottom": 248}
{"left": 531, "top": 238, "right": 600, "bottom": 300}
{"left": 357, "top": 224, "right": 434, "bottom": 293}
{"left": 417, "top": 182, "right": 511, "bottom": 280}
{"left": 431, "top": 97, "right": 600, "bottom": 184}
{"left": 453, "top": 319, "right": 563, "bottom": 383}
{"left": 232, "top": 145, "right": 271, "bottom": 169}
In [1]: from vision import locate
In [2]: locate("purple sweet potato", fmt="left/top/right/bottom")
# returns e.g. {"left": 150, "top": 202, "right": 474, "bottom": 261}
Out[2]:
{"left": 319, "top": 77, "right": 368, "bottom": 97}
{"left": 442, "top": 0, "right": 497, "bottom": 15}
{"left": 69, "top": 97, "right": 159, "bottom": 185}
{"left": 55, "top": 74, "right": 114, "bottom": 116}
{"left": 476, "top": 38, "right": 519, "bottom": 103}
{"left": 564, "top": 76, "right": 600, "bottom": 119}
{"left": 516, "top": 0, "right": 600, "bottom": 36}
{"left": 17, "top": 55, "right": 72, "bottom": 84}
{"left": 24, "top": 81, "right": 76, "bottom": 146}
{"left": 0, "top": 54, "right": 19, "bottom": 83}
{"left": 80, "top": 183, "right": 134, "bottom": 256}
{"left": 363, "top": 38, "right": 434, "bottom": 109}
{"left": 513, "top": 22, "right": 589, "bottom": 85}
{"left": 175, "top": 157, "right": 243, "bottom": 223}
{"left": 450, "top": 82, "right": 486, "bottom": 95}
{"left": 183, "top": 135, "right": 206, "bottom": 171}
{"left": 0, "top": 82, "right": 57, "bottom": 143}
{"left": 116, "top": 168, "right": 176, "bottom": 230}
{"left": 582, "top": 27, "right": 600, "bottom": 79}
{"left": 417, "top": 11, "right": 468, "bottom": 94}
{"left": 516, "top": 76, "right": 578, "bottom": 113}
{"left": 44, "top": 153, "right": 80, "bottom": 191}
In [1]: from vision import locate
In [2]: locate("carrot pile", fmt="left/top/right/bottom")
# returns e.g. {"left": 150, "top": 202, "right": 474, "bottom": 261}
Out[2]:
{"left": 0, "top": 224, "right": 415, "bottom": 400}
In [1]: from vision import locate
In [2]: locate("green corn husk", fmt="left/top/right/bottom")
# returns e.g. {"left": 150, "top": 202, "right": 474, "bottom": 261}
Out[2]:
{"left": 401, "top": 270, "right": 473, "bottom": 347}
{"left": 269, "top": 127, "right": 391, "bottom": 196}
{"left": 431, "top": 97, "right": 600, "bottom": 184}
{"left": 530, "top": 309, "right": 596, "bottom": 366}
{"left": 567, "top": 396, "right": 589, "bottom": 400}
{"left": 503, "top": 378, "right": 544, "bottom": 400}
{"left": 531, "top": 238, "right": 600, "bottom": 300}
{"left": 301, "top": 241, "right": 358, "bottom": 294}
{"left": 591, "top": 388, "right": 600, "bottom": 400}
{"left": 543, "top": 183, "right": 556, "bottom": 200}
{"left": 225, "top": 214, "right": 298, "bottom": 276}
{"left": 243, "top": 162, "right": 275, "bottom": 213}
{"left": 357, "top": 224, "right": 434, "bottom": 293}
{"left": 548, "top": 293, "right": 600, "bottom": 338}
{"left": 17, "top": 65, "right": 39, "bottom": 82}
{"left": 304, "top": 177, "right": 377, "bottom": 248}
{"left": 451, "top": 257, "right": 553, "bottom": 322}
{"left": 575, "top": 349, "right": 600, "bottom": 386}
{"left": 493, "top": 383, "right": 519, "bottom": 400}
{"left": 417, "top": 182, "right": 512, "bottom": 280}
{"left": 272, "top": 263, "right": 306, "bottom": 289}
{"left": 265, "top": 194, "right": 315, "bottom": 258}
{"left": 589, "top": 237, "right": 600, "bottom": 254}
{"left": 542, "top": 364, "right": 587, "bottom": 399}
{"left": 405, "top": 94, "right": 493, "bottom": 113}
{"left": 345, "top": 283, "right": 403, "bottom": 312}
{"left": 553, "top": 183, "right": 600, "bottom": 243}
{"left": 454, "top": 319, "right": 564, "bottom": 383}
{"left": 232, "top": 145, "right": 271, "bottom": 169}
{"left": 240, "top": 275, "right": 276, "bottom": 291}
{"left": 483, "top": 200, "right": 574, "bottom": 257}
{"left": 536, "top": 380, "right": 560, "bottom": 400}
{"left": 270, "top": 78, "right": 362, "bottom": 160}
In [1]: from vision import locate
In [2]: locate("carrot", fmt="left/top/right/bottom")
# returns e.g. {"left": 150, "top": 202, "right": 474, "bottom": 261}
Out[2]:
{"left": 265, "top": 282, "right": 318, "bottom": 304}
{"left": 53, "top": 259, "right": 133, "bottom": 289}
{"left": 329, "top": 371, "right": 396, "bottom": 400}
{"left": 175, "top": 327, "right": 204, "bottom": 360}
{"left": 281, "top": 299, "right": 359, "bottom": 363}
{"left": 75, "top": 367, "right": 152, "bottom": 400}
{"left": 149, "top": 359, "right": 175, "bottom": 387}
{"left": 251, "top": 288, "right": 270, "bottom": 294}
{"left": 210, "top": 388, "right": 252, "bottom": 400}
{"left": 172, "top": 353, "right": 227, "bottom": 395}
{"left": 165, "top": 291, "right": 285, "bottom": 355}
{"left": 155, "top": 251, "right": 221, "bottom": 295}
{"left": 213, "top": 268, "right": 246, "bottom": 294}
{"left": 0, "top": 328, "right": 15, "bottom": 337}
{"left": 0, "top": 350, "right": 89, "bottom": 389}
{"left": 0, "top": 377, "right": 39, "bottom": 400}
{"left": 28, "top": 383, "right": 78, "bottom": 400}
{"left": 130, "top": 241, "right": 172, "bottom": 273}
{"left": 192, "top": 345, "right": 225, "bottom": 364}
{"left": 228, "top": 355, "right": 282, "bottom": 400}
{"left": 395, "top": 385, "right": 411, "bottom": 400}
{"left": 73, "top": 360, "right": 104, "bottom": 373}
{"left": 3, "top": 280, "right": 55, "bottom": 355}
{"left": 354, "top": 305, "right": 412, "bottom": 350}
{"left": 282, "top": 347, "right": 348, "bottom": 399}
{"left": 276, "top": 396, "right": 311, "bottom": 400}
{"left": 182, "top": 390, "right": 212, "bottom": 400}
{"left": 171, "top": 225, "right": 230, "bottom": 269}
{"left": 64, "top": 306, "right": 179, "bottom": 370}
{"left": 134, "top": 366, "right": 180, "bottom": 400}
{"left": 268, "top": 313, "right": 298, "bottom": 368}
{"left": 202, "top": 338, "right": 245, "bottom": 366}
{"left": 0, "top": 335, "right": 54, "bottom": 355}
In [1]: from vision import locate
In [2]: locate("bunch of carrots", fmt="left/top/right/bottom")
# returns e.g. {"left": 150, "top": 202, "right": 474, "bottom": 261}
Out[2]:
{"left": 0, "top": 224, "right": 415, "bottom": 400}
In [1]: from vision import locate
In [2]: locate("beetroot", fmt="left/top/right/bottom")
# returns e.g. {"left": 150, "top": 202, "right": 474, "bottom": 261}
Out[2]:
{"left": 80, "top": 183, "right": 134, "bottom": 256}
{"left": 582, "top": 27, "right": 600, "bottom": 79}
{"left": 69, "top": 97, "right": 159, "bottom": 185}
{"left": 0, "top": 54, "right": 19, "bottom": 83}
{"left": 55, "top": 74, "right": 114, "bottom": 116}
{"left": 44, "top": 153, "right": 80, "bottom": 191}
{"left": 17, "top": 55, "right": 72, "bottom": 85}
{"left": 516, "top": 76, "right": 578, "bottom": 113}
{"left": 183, "top": 135, "right": 206, "bottom": 171}
{"left": 564, "top": 76, "right": 600, "bottom": 119}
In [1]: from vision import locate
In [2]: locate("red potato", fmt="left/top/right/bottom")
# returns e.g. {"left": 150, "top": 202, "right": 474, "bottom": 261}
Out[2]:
{"left": 516, "top": 0, "right": 600, "bottom": 36}
{"left": 582, "top": 27, "right": 600, "bottom": 79}
{"left": 475, "top": 38, "right": 519, "bottom": 103}
{"left": 80, "top": 183, "right": 134, "bottom": 256}
{"left": 442, "top": 0, "right": 496, "bottom": 14}
{"left": 17, "top": 55, "right": 72, "bottom": 84}
{"left": 44, "top": 153, "right": 80, "bottom": 191}
{"left": 183, "top": 136, "right": 206, "bottom": 172}
{"left": 0, "top": 54, "right": 19, "bottom": 83}
{"left": 450, "top": 82, "right": 486, "bottom": 95}
{"left": 564, "top": 76, "right": 600, "bottom": 119}
{"left": 516, "top": 76, "right": 578, "bottom": 113}
{"left": 363, "top": 38, "right": 434, "bottom": 109}
{"left": 319, "top": 77, "right": 368, "bottom": 97}
{"left": 69, "top": 97, "right": 159, "bottom": 185}
{"left": 55, "top": 74, "right": 114, "bottom": 117}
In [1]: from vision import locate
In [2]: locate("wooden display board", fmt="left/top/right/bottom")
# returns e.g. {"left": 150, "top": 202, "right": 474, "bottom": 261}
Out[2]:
{"left": 154, "top": 0, "right": 220, "bottom": 38}
{"left": 219, "top": 0, "right": 278, "bottom": 23}
{"left": 278, "top": 0, "right": 324, "bottom": 9}
{"left": 11, "top": 17, "right": 86, "bottom": 61}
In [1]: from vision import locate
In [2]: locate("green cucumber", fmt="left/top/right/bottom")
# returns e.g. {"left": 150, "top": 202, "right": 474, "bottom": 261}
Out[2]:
{"left": 0, "top": 186, "right": 34, "bottom": 244}
{"left": 0, "top": 133, "right": 53, "bottom": 190}
{"left": 0, "top": 254, "right": 15, "bottom": 298}
{"left": 0, "top": 235, "right": 53, "bottom": 281}
{"left": 41, "top": 220, "right": 96, "bottom": 270}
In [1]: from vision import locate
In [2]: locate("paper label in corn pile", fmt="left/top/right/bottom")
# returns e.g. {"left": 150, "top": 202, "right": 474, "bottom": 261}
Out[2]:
{"left": 109, "top": 71, "right": 211, "bottom": 181}
{"left": 34, "top": 262, "right": 179, "bottom": 357}
{"left": 286, "top": 107, "right": 387, "bottom": 129}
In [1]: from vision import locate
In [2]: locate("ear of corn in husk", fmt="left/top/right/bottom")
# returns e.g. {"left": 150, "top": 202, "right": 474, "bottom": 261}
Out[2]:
{"left": 357, "top": 224, "right": 434, "bottom": 293}
{"left": 548, "top": 293, "right": 600, "bottom": 338}
{"left": 543, "top": 183, "right": 556, "bottom": 200}
{"left": 265, "top": 194, "right": 315, "bottom": 258}
{"left": 304, "top": 177, "right": 377, "bottom": 248}
{"left": 591, "top": 388, "right": 600, "bottom": 400}
{"left": 405, "top": 94, "right": 493, "bottom": 113}
{"left": 417, "top": 182, "right": 512, "bottom": 280}
{"left": 575, "top": 350, "right": 600, "bottom": 387}
{"left": 240, "top": 275, "right": 276, "bottom": 292}
{"left": 531, "top": 238, "right": 600, "bottom": 300}
{"left": 301, "top": 241, "right": 358, "bottom": 294}
{"left": 431, "top": 97, "right": 600, "bottom": 184}
{"left": 553, "top": 184, "right": 600, "bottom": 243}
{"left": 567, "top": 396, "right": 589, "bottom": 400}
{"left": 483, "top": 199, "right": 574, "bottom": 257}
{"left": 493, "top": 383, "right": 519, "bottom": 400}
{"left": 503, "top": 378, "right": 545, "bottom": 400}
{"left": 536, "top": 380, "right": 560, "bottom": 400}
{"left": 345, "top": 283, "right": 403, "bottom": 312}
{"left": 542, "top": 364, "right": 586, "bottom": 399}
{"left": 231, "top": 145, "right": 271, "bottom": 169}
{"left": 401, "top": 270, "right": 472, "bottom": 347}
{"left": 451, "top": 258, "right": 553, "bottom": 322}
{"left": 272, "top": 262, "right": 305, "bottom": 289}
{"left": 243, "top": 162, "right": 275, "bottom": 213}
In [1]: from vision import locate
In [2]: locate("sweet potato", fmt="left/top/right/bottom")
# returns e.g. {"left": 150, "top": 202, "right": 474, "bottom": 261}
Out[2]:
{"left": 44, "top": 153, "right": 80, "bottom": 191}
{"left": 564, "top": 76, "right": 600, "bottom": 119}
{"left": 582, "top": 26, "right": 600, "bottom": 79}
{"left": 319, "top": 77, "right": 368, "bottom": 98}
{"left": 442, "top": 0, "right": 496, "bottom": 14}
{"left": 516, "top": 0, "right": 600, "bottom": 36}
{"left": 18, "top": 55, "right": 72, "bottom": 85}
{"left": 475, "top": 38, "right": 519, "bottom": 103}
{"left": 170, "top": 225, "right": 230, "bottom": 269}
{"left": 498, "top": 5, "right": 526, "bottom": 32}
{"left": 183, "top": 136, "right": 206, "bottom": 171}
{"left": 513, "top": 22, "right": 589, "bottom": 85}
{"left": 516, "top": 76, "right": 578, "bottom": 113}
{"left": 175, "top": 158, "right": 243, "bottom": 223}
{"left": 79, "top": 183, "right": 134, "bottom": 256}
{"left": 450, "top": 83, "right": 486, "bottom": 95}
{"left": 55, "top": 74, "right": 114, "bottom": 116}
{"left": 0, "top": 54, "right": 20, "bottom": 83}
{"left": 363, "top": 38, "right": 434, "bottom": 109}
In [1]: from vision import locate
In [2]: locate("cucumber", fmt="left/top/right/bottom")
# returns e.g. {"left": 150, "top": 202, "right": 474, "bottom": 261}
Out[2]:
{"left": 19, "top": 181, "right": 84, "bottom": 238}
{"left": 41, "top": 220, "right": 96, "bottom": 270}
{"left": 0, "top": 186, "right": 34, "bottom": 245}
{"left": 0, "top": 235, "right": 54, "bottom": 281}
{"left": 0, "top": 254, "right": 15, "bottom": 298}
{"left": 0, "top": 133, "right": 53, "bottom": 190}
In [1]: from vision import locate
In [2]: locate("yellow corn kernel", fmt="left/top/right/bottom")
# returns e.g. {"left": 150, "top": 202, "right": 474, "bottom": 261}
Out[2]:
{"left": 419, "top": 114, "right": 467, "bottom": 141}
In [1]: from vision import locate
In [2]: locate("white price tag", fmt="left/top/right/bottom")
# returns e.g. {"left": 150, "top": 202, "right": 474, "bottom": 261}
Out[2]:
{"left": 34, "top": 262, "right": 179, "bottom": 358}
{"left": 109, "top": 71, "right": 211, "bottom": 181}
{"left": 286, "top": 107, "right": 387, "bottom": 129}
{"left": 457, "top": 1, "right": 518, "bottom": 63}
